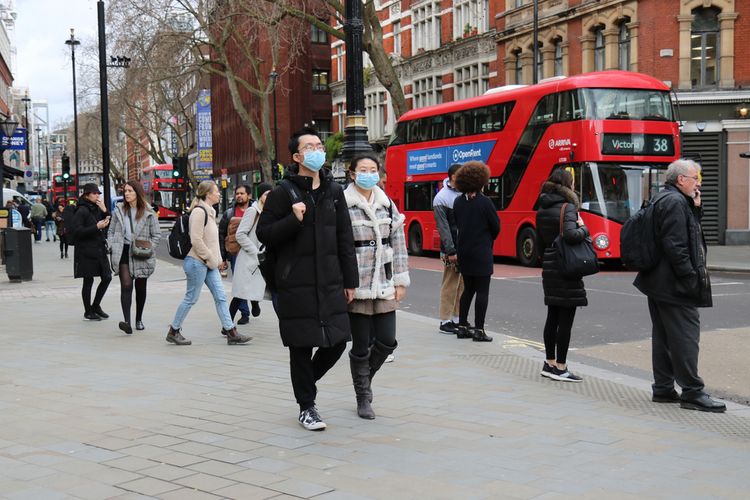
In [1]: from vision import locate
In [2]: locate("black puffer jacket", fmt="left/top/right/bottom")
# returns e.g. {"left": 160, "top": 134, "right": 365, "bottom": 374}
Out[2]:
{"left": 535, "top": 183, "right": 589, "bottom": 307}
{"left": 257, "top": 171, "right": 358, "bottom": 347}
{"left": 73, "top": 198, "right": 111, "bottom": 279}
{"left": 633, "top": 184, "right": 712, "bottom": 307}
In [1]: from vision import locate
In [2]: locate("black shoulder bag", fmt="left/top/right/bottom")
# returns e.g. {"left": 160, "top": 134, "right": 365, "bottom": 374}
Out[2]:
{"left": 554, "top": 203, "right": 599, "bottom": 279}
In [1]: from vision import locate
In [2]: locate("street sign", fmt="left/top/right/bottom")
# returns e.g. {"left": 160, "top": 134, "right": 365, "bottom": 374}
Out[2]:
{"left": 24, "top": 169, "right": 33, "bottom": 179}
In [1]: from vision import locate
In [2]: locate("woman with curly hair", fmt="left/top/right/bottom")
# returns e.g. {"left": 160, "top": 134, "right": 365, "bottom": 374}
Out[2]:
{"left": 453, "top": 161, "right": 500, "bottom": 342}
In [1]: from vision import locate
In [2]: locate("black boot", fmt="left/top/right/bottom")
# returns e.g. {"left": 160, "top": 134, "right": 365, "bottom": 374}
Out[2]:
{"left": 349, "top": 351, "right": 375, "bottom": 419}
{"left": 367, "top": 339, "right": 398, "bottom": 403}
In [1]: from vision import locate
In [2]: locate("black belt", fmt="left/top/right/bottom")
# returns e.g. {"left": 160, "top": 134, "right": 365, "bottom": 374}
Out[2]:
{"left": 354, "top": 238, "right": 390, "bottom": 248}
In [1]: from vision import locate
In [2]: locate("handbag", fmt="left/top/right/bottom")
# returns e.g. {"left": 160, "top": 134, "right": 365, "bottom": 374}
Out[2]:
{"left": 554, "top": 203, "right": 599, "bottom": 279}
{"left": 128, "top": 211, "right": 154, "bottom": 260}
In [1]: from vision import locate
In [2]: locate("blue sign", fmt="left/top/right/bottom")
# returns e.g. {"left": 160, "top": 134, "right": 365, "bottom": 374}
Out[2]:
{"left": 406, "top": 140, "right": 496, "bottom": 175}
{"left": 1, "top": 128, "right": 27, "bottom": 150}
{"left": 196, "top": 90, "right": 212, "bottom": 170}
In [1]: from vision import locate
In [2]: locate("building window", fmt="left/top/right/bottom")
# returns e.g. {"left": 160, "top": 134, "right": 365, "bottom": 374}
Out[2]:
{"left": 619, "top": 22, "right": 631, "bottom": 71}
{"left": 455, "top": 63, "right": 490, "bottom": 99}
{"left": 514, "top": 51, "right": 522, "bottom": 84}
{"left": 535, "top": 43, "right": 543, "bottom": 82}
{"left": 515, "top": 0, "right": 524, "bottom": 7}
{"left": 366, "top": 91, "right": 388, "bottom": 138}
{"left": 312, "top": 70, "right": 330, "bottom": 92}
{"left": 455, "top": 0, "right": 488, "bottom": 37}
{"left": 691, "top": 7, "right": 720, "bottom": 88}
{"left": 554, "top": 39, "right": 563, "bottom": 76}
{"left": 335, "top": 46, "right": 344, "bottom": 81}
{"left": 594, "top": 27, "right": 605, "bottom": 71}
{"left": 413, "top": 2, "right": 440, "bottom": 52}
{"left": 316, "top": 120, "right": 332, "bottom": 140}
{"left": 336, "top": 103, "right": 345, "bottom": 132}
{"left": 393, "top": 21, "right": 401, "bottom": 55}
{"left": 413, "top": 76, "right": 443, "bottom": 108}
{"left": 311, "top": 23, "right": 328, "bottom": 44}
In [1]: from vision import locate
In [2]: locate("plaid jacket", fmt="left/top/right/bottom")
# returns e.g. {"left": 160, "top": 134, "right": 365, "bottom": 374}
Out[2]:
{"left": 344, "top": 184, "right": 410, "bottom": 300}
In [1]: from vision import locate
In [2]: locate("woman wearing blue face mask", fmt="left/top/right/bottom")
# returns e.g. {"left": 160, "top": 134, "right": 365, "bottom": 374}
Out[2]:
{"left": 344, "top": 154, "right": 411, "bottom": 419}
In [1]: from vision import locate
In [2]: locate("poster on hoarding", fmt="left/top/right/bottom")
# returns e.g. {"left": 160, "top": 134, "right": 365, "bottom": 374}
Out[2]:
{"left": 196, "top": 90, "right": 213, "bottom": 170}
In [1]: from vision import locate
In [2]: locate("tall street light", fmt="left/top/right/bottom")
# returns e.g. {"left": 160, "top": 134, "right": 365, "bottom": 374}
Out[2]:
{"left": 0, "top": 116, "right": 20, "bottom": 208}
{"left": 35, "top": 126, "right": 43, "bottom": 193}
{"left": 65, "top": 28, "right": 81, "bottom": 196}
{"left": 21, "top": 92, "right": 31, "bottom": 167}
{"left": 269, "top": 68, "right": 279, "bottom": 181}
{"left": 341, "top": 0, "right": 372, "bottom": 161}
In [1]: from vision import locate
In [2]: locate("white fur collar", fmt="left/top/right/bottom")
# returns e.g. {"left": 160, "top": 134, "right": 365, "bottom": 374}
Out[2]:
{"left": 344, "top": 183, "right": 391, "bottom": 210}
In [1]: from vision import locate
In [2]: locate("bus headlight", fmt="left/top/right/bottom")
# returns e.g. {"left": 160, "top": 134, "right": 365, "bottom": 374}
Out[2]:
{"left": 593, "top": 234, "right": 609, "bottom": 250}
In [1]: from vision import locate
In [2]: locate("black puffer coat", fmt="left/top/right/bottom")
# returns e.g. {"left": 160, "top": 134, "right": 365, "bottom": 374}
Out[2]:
{"left": 633, "top": 184, "right": 712, "bottom": 308}
{"left": 257, "top": 171, "right": 358, "bottom": 348}
{"left": 73, "top": 198, "right": 111, "bottom": 279}
{"left": 535, "top": 182, "right": 589, "bottom": 307}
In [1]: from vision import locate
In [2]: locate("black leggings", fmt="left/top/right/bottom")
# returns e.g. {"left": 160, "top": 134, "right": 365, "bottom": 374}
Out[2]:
{"left": 119, "top": 245, "right": 148, "bottom": 324}
{"left": 349, "top": 311, "right": 397, "bottom": 357}
{"left": 458, "top": 275, "right": 491, "bottom": 329}
{"left": 543, "top": 305, "right": 577, "bottom": 364}
{"left": 82, "top": 276, "right": 111, "bottom": 313}
{"left": 59, "top": 235, "right": 69, "bottom": 256}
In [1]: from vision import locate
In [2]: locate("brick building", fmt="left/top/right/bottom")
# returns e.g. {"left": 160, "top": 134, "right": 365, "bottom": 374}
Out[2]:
{"left": 330, "top": 0, "right": 750, "bottom": 244}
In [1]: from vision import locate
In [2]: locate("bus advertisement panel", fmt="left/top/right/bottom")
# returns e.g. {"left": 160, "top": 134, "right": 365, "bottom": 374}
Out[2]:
{"left": 384, "top": 71, "right": 681, "bottom": 266}
{"left": 141, "top": 164, "right": 187, "bottom": 219}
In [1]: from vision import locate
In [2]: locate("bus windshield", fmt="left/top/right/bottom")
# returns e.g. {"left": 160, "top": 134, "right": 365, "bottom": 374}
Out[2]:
{"left": 580, "top": 89, "right": 673, "bottom": 121}
{"left": 577, "top": 162, "right": 668, "bottom": 223}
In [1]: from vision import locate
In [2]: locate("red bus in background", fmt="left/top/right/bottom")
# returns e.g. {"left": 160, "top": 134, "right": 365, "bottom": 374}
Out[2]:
{"left": 384, "top": 71, "right": 681, "bottom": 266}
{"left": 52, "top": 174, "right": 78, "bottom": 205}
{"left": 141, "top": 164, "right": 187, "bottom": 220}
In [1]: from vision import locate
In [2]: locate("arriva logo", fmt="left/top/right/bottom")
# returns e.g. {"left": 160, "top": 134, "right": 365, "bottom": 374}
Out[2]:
{"left": 548, "top": 138, "right": 572, "bottom": 149}
{"left": 452, "top": 147, "right": 483, "bottom": 163}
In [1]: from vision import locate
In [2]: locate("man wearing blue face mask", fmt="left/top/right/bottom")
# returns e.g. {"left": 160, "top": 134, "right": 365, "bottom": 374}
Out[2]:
{"left": 257, "top": 127, "right": 359, "bottom": 431}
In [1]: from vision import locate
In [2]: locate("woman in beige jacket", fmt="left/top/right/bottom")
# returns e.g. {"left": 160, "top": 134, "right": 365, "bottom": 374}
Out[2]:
{"left": 167, "top": 181, "right": 252, "bottom": 346}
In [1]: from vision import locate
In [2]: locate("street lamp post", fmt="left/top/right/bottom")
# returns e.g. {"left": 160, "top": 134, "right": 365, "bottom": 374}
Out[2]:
{"left": 35, "top": 127, "right": 42, "bottom": 194}
{"left": 21, "top": 93, "right": 31, "bottom": 167}
{"left": 341, "top": 0, "right": 372, "bottom": 161}
{"left": 269, "top": 68, "right": 279, "bottom": 181}
{"left": 0, "top": 116, "right": 20, "bottom": 208}
{"left": 65, "top": 28, "right": 81, "bottom": 196}
{"left": 533, "top": 0, "right": 539, "bottom": 84}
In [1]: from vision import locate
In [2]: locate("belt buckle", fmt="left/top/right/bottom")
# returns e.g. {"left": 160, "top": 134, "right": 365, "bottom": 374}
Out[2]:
{"left": 368, "top": 240, "right": 376, "bottom": 246}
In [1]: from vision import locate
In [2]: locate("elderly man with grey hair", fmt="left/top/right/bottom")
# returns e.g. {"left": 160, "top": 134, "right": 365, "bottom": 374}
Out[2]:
{"left": 633, "top": 158, "right": 725, "bottom": 412}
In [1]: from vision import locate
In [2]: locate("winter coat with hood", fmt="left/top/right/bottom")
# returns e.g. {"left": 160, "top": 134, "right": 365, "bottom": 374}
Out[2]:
{"left": 108, "top": 202, "right": 161, "bottom": 279}
{"left": 633, "top": 183, "right": 712, "bottom": 308}
{"left": 231, "top": 201, "right": 267, "bottom": 302}
{"left": 72, "top": 197, "right": 111, "bottom": 279}
{"left": 257, "top": 170, "right": 358, "bottom": 348}
{"left": 535, "top": 182, "right": 589, "bottom": 307}
{"left": 344, "top": 184, "right": 410, "bottom": 314}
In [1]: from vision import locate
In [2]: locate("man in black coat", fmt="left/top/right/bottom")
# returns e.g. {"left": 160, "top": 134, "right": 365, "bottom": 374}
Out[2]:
{"left": 257, "top": 127, "right": 358, "bottom": 431}
{"left": 73, "top": 183, "right": 112, "bottom": 321}
{"left": 634, "top": 159, "right": 724, "bottom": 413}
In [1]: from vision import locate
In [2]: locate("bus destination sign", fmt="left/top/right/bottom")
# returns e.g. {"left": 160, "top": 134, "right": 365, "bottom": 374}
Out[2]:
{"left": 601, "top": 134, "right": 674, "bottom": 156}
{"left": 407, "top": 140, "right": 496, "bottom": 175}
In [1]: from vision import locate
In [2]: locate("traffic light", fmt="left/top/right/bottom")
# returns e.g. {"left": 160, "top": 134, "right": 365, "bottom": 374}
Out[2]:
{"left": 172, "top": 156, "right": 187, "bottom": 179}
{"left": 61, "top": 153, "right": 71, "bottom": 180}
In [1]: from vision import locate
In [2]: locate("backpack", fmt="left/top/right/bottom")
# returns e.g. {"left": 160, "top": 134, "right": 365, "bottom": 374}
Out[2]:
{"left": 167, "top": 206, "right": 208, "bottom": 260}
{"left": 224, "top": 216, "right": 243, "bottom": 256}
{"left": 62, "top": 205, "right": 79, "bottom": 246}
{"left": 620, "top": 192, "right": 670, "bottom": 271}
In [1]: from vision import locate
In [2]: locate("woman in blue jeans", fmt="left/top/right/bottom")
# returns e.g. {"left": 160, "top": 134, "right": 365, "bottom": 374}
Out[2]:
{"left": 167, "top": 181, "right": 252, "bottom": 346}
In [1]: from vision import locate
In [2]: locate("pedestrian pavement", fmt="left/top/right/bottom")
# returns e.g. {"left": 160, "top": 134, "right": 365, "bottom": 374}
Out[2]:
{"left": 1, "top": 241, "right": 750, "bottom": 499}
{"left": 707, "top": 245, "right": 750, "bottom": 273}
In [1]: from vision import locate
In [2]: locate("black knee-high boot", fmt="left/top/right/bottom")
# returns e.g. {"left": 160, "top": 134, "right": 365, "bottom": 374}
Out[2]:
{"left": 349, "top": 351, "right": 375, "bottom": 420}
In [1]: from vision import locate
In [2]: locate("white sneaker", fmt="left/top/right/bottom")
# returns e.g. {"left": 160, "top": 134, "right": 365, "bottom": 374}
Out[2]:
{"left": 298, "top": 407, "right": 326, "bottom": 431}
{"left": 385, "top": 354, "right": 395, "bottom": 363}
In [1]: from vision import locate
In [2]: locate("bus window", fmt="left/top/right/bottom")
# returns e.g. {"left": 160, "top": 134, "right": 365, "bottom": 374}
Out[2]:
{"left": 389, "top": 122, "right": 407, "bottom": 146}
{"left": 405, "top": 181, "right": 437, "bottom": 211}
{"left": 580, "top": 89, "right": 673, "bottom": 121}
{"left": 484, "top": 177, "right": 503, "bottom": 210}
{"left": 531, "top": 94, "right": 557, "bottom": 125}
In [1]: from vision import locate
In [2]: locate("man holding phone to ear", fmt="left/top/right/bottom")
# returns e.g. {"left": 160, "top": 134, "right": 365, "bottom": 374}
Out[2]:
{"left": 73, "top": 183, "right": 113, "bottom": 321}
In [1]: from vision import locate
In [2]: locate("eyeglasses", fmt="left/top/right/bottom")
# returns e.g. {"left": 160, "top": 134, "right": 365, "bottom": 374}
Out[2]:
{"left": 680, "top": 174, "right": 700, "bottom": 181}
{"left": 299, "top": 144, "right": 325, "bottom": 153}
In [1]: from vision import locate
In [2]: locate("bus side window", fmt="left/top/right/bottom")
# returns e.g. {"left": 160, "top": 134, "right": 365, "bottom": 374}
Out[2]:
{"left": 531, "top": 94, "right": 557, "bottom": 125}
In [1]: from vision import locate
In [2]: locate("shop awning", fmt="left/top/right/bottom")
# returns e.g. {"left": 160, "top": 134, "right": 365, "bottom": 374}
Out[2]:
{"left": 2, "top": 163, "right": 24, "bottom": 180}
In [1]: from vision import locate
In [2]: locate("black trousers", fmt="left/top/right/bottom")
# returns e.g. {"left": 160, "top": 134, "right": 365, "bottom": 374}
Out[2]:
{"left": 543, "top": 305, "right": 577, "bottom": 364}
{"left": 288, "top": 343, "right": 347, "bottom": 411}
{"left": 349, "top": 311, "right": 397, "bottom": 357}
{"left": 648, "top": 298, "right": 704, "bottom": 398}
{"left": 458, "top": 275, "right": 491, "bottom": 329}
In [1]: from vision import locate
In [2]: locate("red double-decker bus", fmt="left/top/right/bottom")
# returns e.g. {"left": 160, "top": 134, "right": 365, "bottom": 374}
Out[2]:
{"left": 141, "top": 164, "right": 187, "bottom": 219}
{"left": 52, "top": 174, "right": 78, "bottom": 205}
{"left": 384, "top": 71, "right": 680, "bottom": 266}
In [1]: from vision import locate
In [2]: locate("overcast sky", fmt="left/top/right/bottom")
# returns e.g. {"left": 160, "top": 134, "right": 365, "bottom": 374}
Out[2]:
{"left": 13, "top": 0, "right": 99, "bottom": 128}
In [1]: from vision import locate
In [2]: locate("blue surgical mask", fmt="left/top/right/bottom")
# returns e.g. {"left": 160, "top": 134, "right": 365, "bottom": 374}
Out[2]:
{"left": 302, "top": 150, "right": 326, "bottom": 171}
{"left": 355, "top": 172, "right": 380, "bottom": 190}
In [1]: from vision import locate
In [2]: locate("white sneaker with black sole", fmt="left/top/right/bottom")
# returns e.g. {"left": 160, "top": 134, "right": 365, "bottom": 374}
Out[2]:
{"left": 298, "top": 406, "right": 326, "bottom": 431}
{"left": 549, "top": 366, "right": 583, "bottom": 383}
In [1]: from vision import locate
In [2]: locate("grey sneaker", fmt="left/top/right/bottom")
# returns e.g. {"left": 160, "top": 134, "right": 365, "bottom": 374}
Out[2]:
{"left": 550, "top": 366, "right": 583, "bottom": 383}
{"left": 298, "top": 407, "right": 326, "bottom": 431}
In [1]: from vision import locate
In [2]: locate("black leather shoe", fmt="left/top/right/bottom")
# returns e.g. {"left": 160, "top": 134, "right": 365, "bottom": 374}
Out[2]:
{"left": 251, "top": 301, "right": 261, "bottom": 317}
{"left": 652, "top": 390, "right": 680, "bottom": 403}
{"left": 92, "top": 307, "right": 109, "bottom": 319}
{"left": 119, "top": 321, "right": 133, "bottom": 334}
{"left": 135, "top": 321, "right": 145, "bottom": 331}
{"left": 456, "top": 325, "right": 473, "bottom": 339}
{"left": 84, "top": 312, "right": 102, "bottom": 321}
{"left": 680, "top": 394, "right": 726, "bottom": 413}
{"left": 237, "top": 315, "right": 250, "bottom": 325}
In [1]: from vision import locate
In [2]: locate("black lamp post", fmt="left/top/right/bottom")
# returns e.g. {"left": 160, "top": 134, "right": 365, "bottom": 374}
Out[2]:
{"left": 533, "top": 0, "right": 539, "bottom": 84}
{"left": 65, "top": 28, "right": 81, "bottom": 196}
{"left": 269, "top": 67, "right": 279, "bottom": 181}
{"left": 341, "top": 0, "right": 372, "bottom": 161}
{"left": 21, "top": 92, "right": 31, "bottom": 167}
{"left": 0, "top": 116, "right": 20, "bottom": 208}
{"left": 35, "top": 127, "right": 43, "bottom": 193}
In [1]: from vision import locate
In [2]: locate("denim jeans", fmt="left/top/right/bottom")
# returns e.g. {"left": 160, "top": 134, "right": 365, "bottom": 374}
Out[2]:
{"left": 45, "top": 220, "right": 56, "bottom": 240}
{"left": 32, "top": 218, "right": 44, "bottom": 241}
{"left": 172, "top": 256, "right": 234, "bottom": 330}
{"left": 229, "top": 254, "right": 250, "bottom": 317}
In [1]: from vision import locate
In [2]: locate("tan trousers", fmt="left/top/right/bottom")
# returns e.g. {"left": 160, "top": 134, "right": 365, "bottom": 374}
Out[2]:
{"left": 439, "top": 260, "right": 464, "bottom": 321}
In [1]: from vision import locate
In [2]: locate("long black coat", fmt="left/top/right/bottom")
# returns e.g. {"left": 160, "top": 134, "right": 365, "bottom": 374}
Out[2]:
{"left": 257, "top": 172, "right": 358, "bottom": 348}
{"left": 633, "top": 184, "right": 712, "bottom": 307}
{"left": 453, "top": 193, "right": 500, "bottom": 276}
{"left": 535, "top": 183, "right": 589, "bottom": 307}
{"left": 73, "top": 198, "right": 111, "bottom": 279}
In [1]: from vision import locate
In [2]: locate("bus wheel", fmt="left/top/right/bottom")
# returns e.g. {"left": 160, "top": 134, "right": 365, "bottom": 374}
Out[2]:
{"left": 516, "top": 227, "right": 539, "bottom": 267}
{"left": 408, "top": 223, "right": 424, "bottom": 256}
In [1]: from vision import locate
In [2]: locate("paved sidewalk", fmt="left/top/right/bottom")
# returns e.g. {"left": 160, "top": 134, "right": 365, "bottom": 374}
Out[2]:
{"left": 707, "top": 245, "right": 750, "bottom": 273}
{"left": 1, "top": 242, "right": 750, "bottom": 499}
